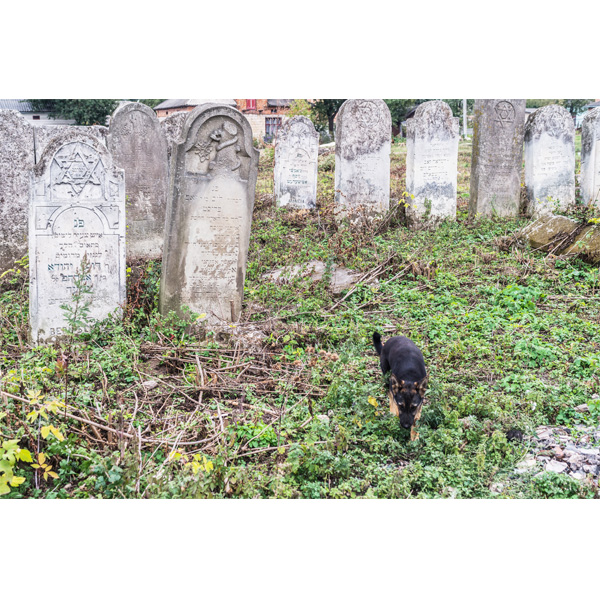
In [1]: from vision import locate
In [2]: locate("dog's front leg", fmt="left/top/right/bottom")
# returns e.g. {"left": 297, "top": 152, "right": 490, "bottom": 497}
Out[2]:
{"left": 410, "top": 404, "right": 423, "bottom": 441}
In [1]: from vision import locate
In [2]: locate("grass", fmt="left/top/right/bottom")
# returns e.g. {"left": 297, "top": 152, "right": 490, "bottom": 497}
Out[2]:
{"left": 1, "top": 141, "right": 599, "bottom": 499}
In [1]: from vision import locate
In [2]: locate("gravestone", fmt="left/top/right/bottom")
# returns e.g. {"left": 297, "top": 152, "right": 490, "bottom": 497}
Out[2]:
{"left": 334, "top": 99, "right": 391, "bottom": 215}
{"left": 29, "top": 130, "right": 125, "bottom": 344}
{"left": 33, "top": 125, "right": 107, "bottom": 163}
{"left": 469, "top": 99, "right": 526, "bottom": 218}
{"left": 0, "top": 109, "right": 34, "bottom": 273}
{"left": 160, "top": 104, "right": 259, "bottom": 324}
{"left": 406, "top": 100, "right": 459, "bottom": 226}
{"left": 108, "top": 102, "right": 168, "bottom": 260}
{"left": 274, "top": 116, "right": 318, "bottom": 209}
{"left": 581, "top": 107, "right": 600, "bottom": 207}
{"left": 524, "top": 105, "right": 575, "bottom": 218}
{"left": 162, "top": 111, "right": 188, "bottom": 165}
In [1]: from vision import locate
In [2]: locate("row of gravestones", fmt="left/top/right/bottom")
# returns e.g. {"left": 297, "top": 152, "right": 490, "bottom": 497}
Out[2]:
{"left": 12, "top": 103, "right": 256, "bottom": 343}
{"left": 274, "top": 99, "right": 600, "bottom": 225}
{"left": 2, "top": 100, "right": 600, "bottom": 343}
{"left": 0, "top": 104, "right": 191, "bottom": 273}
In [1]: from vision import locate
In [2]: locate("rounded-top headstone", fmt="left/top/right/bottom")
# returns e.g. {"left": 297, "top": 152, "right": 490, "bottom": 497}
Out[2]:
{"left": 334, "top": 99, "right": 392, "bottom": 215}
{"left": 160, "top": 104, "right": 259, "bottom": 324}
{"left": 274, "top": 116, "right": 319, "bottom": 209}
{"left": 108, "top": 102, "right": 168, "bottom": 260}
{"left": 29, "top": 129, "right": 126, "bottom": 344}
{"left": 0, "top": 109, "right": 34, "bottom": 272}
{"left": 469, "top": 99, "right": 526, "bottom": 218}
{"left": 581, "top": 107, "right": 600, "bottom": 207}
{"left": 406, "top": 100, "right": 459, "bottom": 226}
{"left": 33, "top": 124, "right": 107, "bottom": 163}
{"left": 524, "top": 104, "right": 575, "bottom": 218}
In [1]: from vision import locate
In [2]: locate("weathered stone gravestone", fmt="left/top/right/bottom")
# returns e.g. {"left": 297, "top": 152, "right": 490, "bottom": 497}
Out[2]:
{"left": 33, "top": 125, "right": 107, "bottom": 163}
{"left": 160, "top": 104, "right": 259, "bottom": 324}
{"left": 108, "top": 102, "right": 168, "bottom": 260}
{"left": 161, "top": 112, "right": 188, "bottom": 165}
{"left": 0, "top": 109, "right": 34, "bottom": 273}
{"left": 274, "top": 116, "right": 318, "bottom": 209}
{"left": 406, "top": 100, "right": 459, "bottom": 226}
{"left": 334, "top": 99, "right": 391, "bottom": 215}
{"left": 29, "top": 130, "right": 125, "bottom": 344}
{"left": 581, "top": 107, "right": 600, "bottom": 207}
{"left": 469, "top": 99, "right": 526, "bottom": 218}
{"left": 524, "top": 105, "right": 575, "bottom": 218}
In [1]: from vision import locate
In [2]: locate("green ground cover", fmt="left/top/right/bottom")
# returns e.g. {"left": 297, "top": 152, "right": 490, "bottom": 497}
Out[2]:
{"left": 1, "top": 143, "right": 599, "bottom": 499}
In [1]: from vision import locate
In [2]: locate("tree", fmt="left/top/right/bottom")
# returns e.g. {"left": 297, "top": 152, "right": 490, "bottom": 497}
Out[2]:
{"left": 526, "top": 99, "right": 557, "bottom": 109}
{"left": 312, "top": 99, "right": 346, "bottom": 136}
{"left": 288, "top": 99, "right": 313, "bottom": 120}
{"left": 28, "top": 99, "right": 119, "bottom": 126}
{"left": 560, "top": 99, "right": 593, "bottom": 117}
{"left": 384, "top": 99, "right": 421, "bottom": 129}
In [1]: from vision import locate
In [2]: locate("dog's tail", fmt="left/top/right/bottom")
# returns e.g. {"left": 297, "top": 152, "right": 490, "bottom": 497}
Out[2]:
{"left": 373, "top": 331, "right": 383, "bottom": 356}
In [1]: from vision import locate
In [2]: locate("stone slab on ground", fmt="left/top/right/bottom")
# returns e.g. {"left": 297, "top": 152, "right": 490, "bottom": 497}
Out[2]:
{"left": 519, "top": 214, "right": 600, "bottom": 264}
{"left": 263, "top": 260, "right": 364, "bottom": 294}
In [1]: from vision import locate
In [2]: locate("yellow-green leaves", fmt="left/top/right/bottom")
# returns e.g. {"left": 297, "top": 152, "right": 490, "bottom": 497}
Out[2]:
{"left": 0, "top": 439, "right": 32, "bottom": 495}
{"left": 367, "top": 396, "right": 378, "bottom": 408}
{"left": 32, "top": 453, "right": 59, "bottom": 481}
{"left": 185, "top": 454, "right": 214, "bottom": 475}
{"left": 40, "top": 425, "right": 65, "bottom": 442}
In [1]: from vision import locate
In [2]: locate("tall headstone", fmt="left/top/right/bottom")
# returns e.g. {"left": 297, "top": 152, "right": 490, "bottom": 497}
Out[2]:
{"left": 161, "top": 111, "right": 188, "bottom": 165}
{"left": 160, "top": 104, "right": 259, "bottom": 324}
{"left": 581, "top": 107, "right": 600, "bottom": 207}
{"left": 524, "top": 105, "right": 575, "bottom": 218}
{"left": 0, "top": 110, "right": 34, "bottom": 272}
{"left": 334, "top": 99, "right": 391, "bottom": 215}
{"left": 108, "top": 102, "right": 168, "bottom": 260}
{"left": 29, "top": 130, "right": 125, "bottom": 343}
{"left": 406, "top": 100, "right": 459, "bottom": 226}
{"left": 274, "top": 116, "right": 319, "bottom": 209}
{"left": 469, "top": 99, "right": 526, "bottom": 218}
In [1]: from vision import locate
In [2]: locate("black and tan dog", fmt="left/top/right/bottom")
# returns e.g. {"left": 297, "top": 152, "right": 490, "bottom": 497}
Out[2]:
{"left": 373, "top": 332, "right": 428, "bottom": 440}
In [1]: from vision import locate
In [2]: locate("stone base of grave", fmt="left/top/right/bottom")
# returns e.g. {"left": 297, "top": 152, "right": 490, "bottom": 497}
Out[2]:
{"left": 263, "top": 260, "right": 364, "bottom": 294}
{"left": 519, "top": 214, "right": 600, "bottom": 264}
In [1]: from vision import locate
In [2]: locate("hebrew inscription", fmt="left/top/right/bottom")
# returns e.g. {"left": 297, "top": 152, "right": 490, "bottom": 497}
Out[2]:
{"left": 581, "top": 107, "right": 600, "bottom": 206}
{"left": 274, "top": 117, "right": 318, "bottom": 209}
{"left": 160, "top": 104, "right": 259, "bottom": 324}
{"left": 29, "top": 133, "right": 125, "bottom": 344}
{"left": 469, "top": 99, "right": 526, "bottom": 218}
{"left": 406, "top": 101, "right": 459, "bottom": 226}
{"left": 524, "top": 105, "right": 575, "bottom": 217}
{"left": 335, "top": 99, "right": 391, "bottom": 215}
{"left": 108, "top": 102, "right": 168, "bottom": 259}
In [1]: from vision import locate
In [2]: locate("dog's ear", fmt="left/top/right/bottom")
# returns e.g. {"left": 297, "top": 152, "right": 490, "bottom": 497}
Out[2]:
{"left": 416, "top": 375, "right": 428, "bottom": 396}
{"left": 390, "top": 374, "right": 401, "bottom": 394}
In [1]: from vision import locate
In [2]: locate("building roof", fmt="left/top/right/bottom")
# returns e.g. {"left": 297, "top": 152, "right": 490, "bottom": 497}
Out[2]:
{"left": 153, "top": 99, "right": 237, "bottom": 110}
{"left": 267, "top": 99, "right": 292, "bottom": 107}
{"left": 584, "top": 101, "right": 600, "bottom": 109}
{"left": 0, "top": 99, "right": 34, "bottom": 111}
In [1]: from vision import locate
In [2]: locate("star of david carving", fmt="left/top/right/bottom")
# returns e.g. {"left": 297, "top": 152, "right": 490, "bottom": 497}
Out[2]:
{"left": 54, "top": 145, "right": 102, "bottom": 197}
{"left": 494, "top": 101, "right": 515, "bottom": 129}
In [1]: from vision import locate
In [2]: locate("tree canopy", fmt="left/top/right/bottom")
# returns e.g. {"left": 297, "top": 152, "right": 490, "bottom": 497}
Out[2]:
{"left": 27, "top": 99, "right": 166, "bottom": 126}
{"left": 28, "top": 99, "right": 119, "bottom": 126}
